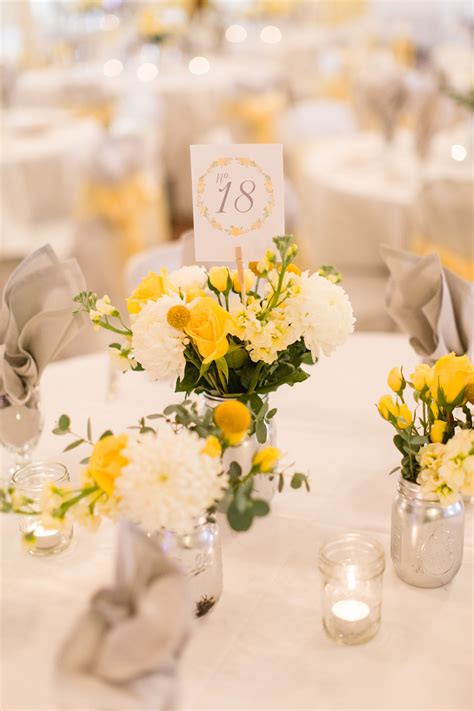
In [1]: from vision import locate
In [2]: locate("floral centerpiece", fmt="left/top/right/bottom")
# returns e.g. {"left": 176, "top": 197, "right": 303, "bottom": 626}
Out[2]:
{"left": 377, "top": 353, "right": 473, "bottom": 503}
{"left": 75, "top": 236, "right": 354, "bottom": 442}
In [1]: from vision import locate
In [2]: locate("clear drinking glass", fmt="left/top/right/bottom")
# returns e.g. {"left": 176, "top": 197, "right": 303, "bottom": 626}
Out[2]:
{"left": 319, "top": 533, "right": 385, "bottom": 645}
{"left": 0, "top": 387, "right": 43, "bottom": 476}
{"left": 12, "top": 462, "right": 73, "bottom": 556}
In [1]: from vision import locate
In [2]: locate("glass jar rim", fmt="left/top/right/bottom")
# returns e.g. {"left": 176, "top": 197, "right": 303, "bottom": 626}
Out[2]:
{"left": 203, "top": 392, "right": 268, "bottom": 404}
{"left": 319, "top": 532, "right": 385, "bottom": 579}
{"left": 12, "top": 461, "right": 69, "bottom": 492}
{"left": 397, "top": 476, "right": 444, "bottom": 503}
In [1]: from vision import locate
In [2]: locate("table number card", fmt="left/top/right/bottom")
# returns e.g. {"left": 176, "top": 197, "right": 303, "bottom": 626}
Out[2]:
{"left": 190, "top": 144, "right": 285, "bottom": 262}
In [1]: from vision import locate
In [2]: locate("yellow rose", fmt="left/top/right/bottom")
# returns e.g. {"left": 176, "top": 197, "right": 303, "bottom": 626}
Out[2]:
{"left": 430, "top": 420, "right": 448, "bottom": 443}
{"left": 232, "top": 269, "right": 255, "bottom": 294}
{"left": 396, "top": 403, "right": 412, "bottom": 429}
{"left": 209, "top": 266, "right": 231, "bottom": 292}
{"left": 87, "top": 434, "right": 128, "bottom": 496}
{"left": 185, "top": 297, "right": 231, "bottom": 364}
{"left": 377, "top": 394, "right": 398, "bottom": 420}
{"left": 201, "top": 435, "right": 222, "bottom": 458}
{"left": 214, "top": 400, "right": 251, "bottom": 445}
{"left": 127, "top": 270, "right": 168, "bottom": 314}
{"left": 430, "top": 401, "right": 439, "bottom": 419}
{"left": 387, "top": 367, "right": 403, "bottom": 393}
{"left": 252, "top": 446, "right": 281, "bottom": 473}
{"left": 431, "top": 353, "right": 474, "bottom": 404}
{"left": 410, "top": 363, "right": 434, "bottom": 392}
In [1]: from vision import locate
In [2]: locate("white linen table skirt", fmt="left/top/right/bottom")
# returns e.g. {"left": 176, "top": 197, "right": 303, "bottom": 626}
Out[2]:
{"left": 1, "top": 333, "right": 472, "bottom": 710}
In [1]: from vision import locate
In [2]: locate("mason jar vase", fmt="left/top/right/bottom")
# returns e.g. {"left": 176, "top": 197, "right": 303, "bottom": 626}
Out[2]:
{"left": 202, "top": 393, "right": 279, "bottom": 503}
{"left": 391, "top": 477, "right": 464, "bottom": 588}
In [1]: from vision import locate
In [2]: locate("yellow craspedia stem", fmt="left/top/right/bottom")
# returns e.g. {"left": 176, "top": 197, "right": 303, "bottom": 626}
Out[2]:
{"left": 214, "top": 400, "right": 251, "bottom": 445}
{"left": 201, "top": 435, "right": 222, "bottom": 458}
{"left": 87, "top": 434, "right": 128, "bottom": 496}
{"left": 167, "top": 305, "right": 191, "bottom": 330}
{"left": 387, "top": 367, "right": 403, "bottom": 393}
{"left": 252, "top": 446, "right": 281, "bottom": 472}
{"left": 430, "top": 420, "right": 448, "bottom": 443}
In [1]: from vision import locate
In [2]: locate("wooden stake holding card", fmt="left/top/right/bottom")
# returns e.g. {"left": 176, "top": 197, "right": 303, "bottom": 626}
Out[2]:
{"left": 235, "top": 245, "right": 247, "bottom": 306}
{"left": 190, "top": 144, "right": 285, "bottom": 264}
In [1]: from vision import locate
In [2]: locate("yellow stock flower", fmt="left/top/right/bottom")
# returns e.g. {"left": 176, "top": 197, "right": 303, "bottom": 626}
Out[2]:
{"left": 232, "top": 269, "right": 255, "bottom": 294}
{"left": 87, "top": 434, "right": 128, "bottom": 496}
{"left": 201, "top": 435, "right": 222, "bottom": 458}
{"left": 185, "top": 297, "right": 231, "bottom": 364}
{"left": 214, "top": 400, "right": 251, "bottom": 445}
{"left": 410, "top": 363, "right": 434, "bottom": 392}
{"left": 127, "top": 270, "right": 168, "bottom": 314}
{"left": 430, "top": 420, "right": 448, "bottom": 443}
{"left": 387, "top": 367, "right": 403, "bottom": 393}
{"left": 431, "top": 353, "right": 474, "bottom": 404}
{"left": 252, "top": 446, "right": 281, "bottom": 472}
{"left": 209, "top": 266, "right": 231, "bottom": 292}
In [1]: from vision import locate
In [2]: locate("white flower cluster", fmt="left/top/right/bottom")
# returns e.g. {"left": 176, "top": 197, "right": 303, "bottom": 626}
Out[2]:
{"left": 131, "top": 295, "right": 188, "bottom": 381}
{"left": 116, "top": 429, "right": 228, "bottom": 534}
{"left": 230, "top": 271, "right": 355, "bottom": 365}
{"left": 417, "top": 428, "right": 474, "bottom": 505}
{"left": 167, "top": 265, "right": 207, "bottom": 295}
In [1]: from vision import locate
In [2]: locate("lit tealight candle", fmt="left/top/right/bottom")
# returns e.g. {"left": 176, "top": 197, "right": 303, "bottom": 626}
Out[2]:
{"left": 451, "top": 144, "right": 467, "bottom": 162}
{"left": 32, "top": 525, "right": 61, "bottom": 550}
{"left": 332, "top": 599, "right": 370, "bottom": 622}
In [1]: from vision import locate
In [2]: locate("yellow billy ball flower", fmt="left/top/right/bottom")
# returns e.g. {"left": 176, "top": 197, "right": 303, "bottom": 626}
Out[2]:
{"left": 209, "top": 266, "right": 231, "bottom": 292}
{"left": 377, "top": 394, "right": 398, "bottom": 420}
{"left": 410, "top": 363, "right": 434, "bottom": 392}
{"left": 387, "top": 367, "right": 403, "bottom": 393}
{"left": 214, "top": 400, "right": 251, "bottom": 445}
{"left": 87, "top": 434, "right": 128, "bottom": 496}
{"left": 396, "top": 403, "right": 412, "bottom": 429}
{"left": 430, "top": 420, "right": 448, "bottom": 443}
{"left": 252, "top": 446, "right": 281, "bottom": 472}
{"left": 166, "top": 305, "right": 191, "bottom": 330}
{"left": 201, "top": 435, "right": 222, "bottom": 458}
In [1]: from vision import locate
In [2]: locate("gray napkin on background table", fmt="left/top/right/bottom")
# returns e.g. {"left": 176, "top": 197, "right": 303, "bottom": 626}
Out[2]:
{"left": 0, "top": 245, "right": 87, "bottom": 404}
{"left": 381, "top": 245, "right": 473, "bottom": 363}
{"left": 56, "top": 521, "right": 193, "bottom": 711}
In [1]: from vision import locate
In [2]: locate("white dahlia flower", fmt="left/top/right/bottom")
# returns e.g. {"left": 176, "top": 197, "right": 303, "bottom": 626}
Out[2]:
{"left": 168, "top": 265, "right": 207, "bottom": 295}
{"left": 131, "top": 295, "right": 188, "bottom": 381}
{"left": 117, "top": 429, "right": 228, "bottom": 534}
{"left": 286, "top": 272, "right": 355, "bottom": 359}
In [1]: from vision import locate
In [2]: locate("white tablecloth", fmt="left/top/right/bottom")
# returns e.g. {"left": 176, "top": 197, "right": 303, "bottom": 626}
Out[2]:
{"left": 1, "top": 333, "right": 472, "bottom": 710}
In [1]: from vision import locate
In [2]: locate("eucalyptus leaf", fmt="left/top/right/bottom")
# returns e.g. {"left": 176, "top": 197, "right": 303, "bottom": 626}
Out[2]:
{"left": 63, "top": 439, "right": 84, "bottom": 452}
{"left": 256, "top": 420, "right": 267, "bottom": 444}
{"left": 58, "top": 414, "right": 70, "bottom": 431}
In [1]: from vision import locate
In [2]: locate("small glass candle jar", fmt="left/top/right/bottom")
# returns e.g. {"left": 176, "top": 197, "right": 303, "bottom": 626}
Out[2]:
{"left": 319, "top": 533, "right": 385, "bottom": 645}
{"left": 12, "top": 462, "right": 73, "bottom": 556}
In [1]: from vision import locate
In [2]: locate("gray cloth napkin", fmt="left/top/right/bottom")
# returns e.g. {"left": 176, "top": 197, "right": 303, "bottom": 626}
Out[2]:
{"left": 0, "top": 245, "right": 87, "bottom": 404}
{"left": 56, "top": 521, "right": 193, "bottom": 711}
{"left": 381, "top": 244, "right": 474, "bottom": 363}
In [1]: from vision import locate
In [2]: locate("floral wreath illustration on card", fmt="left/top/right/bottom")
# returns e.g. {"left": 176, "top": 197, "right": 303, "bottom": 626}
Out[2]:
{"left": 196, "top": 156, "right": 275, "bottom": 237}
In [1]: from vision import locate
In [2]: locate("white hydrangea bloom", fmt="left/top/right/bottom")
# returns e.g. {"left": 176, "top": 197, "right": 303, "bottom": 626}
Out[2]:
{"left": 131, "top": 295, "right": 188, "bottom": 381}
{"left": 168, "top": 265, "right": 207, "bottom": 295}
{"left": 117, "top": 429, "right": 228, "bottom": 534}
{"left": 285, "top": 272, "right": 355, "bottom": 359}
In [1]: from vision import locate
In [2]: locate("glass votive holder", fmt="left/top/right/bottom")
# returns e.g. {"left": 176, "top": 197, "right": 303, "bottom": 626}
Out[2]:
{"left": 12, "top": 462, "right": 73, "bottom": 556}
{"left": 318, "top": 533, "right": 385, "bottom": 645}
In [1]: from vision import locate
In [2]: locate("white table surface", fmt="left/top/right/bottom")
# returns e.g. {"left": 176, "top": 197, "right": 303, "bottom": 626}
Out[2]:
{"left": 1, "top": 333, "right": 473, "bottom": 710}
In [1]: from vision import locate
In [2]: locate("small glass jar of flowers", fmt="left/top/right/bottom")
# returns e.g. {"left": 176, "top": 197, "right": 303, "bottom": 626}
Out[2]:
{"left": 378, "top": 352, "right": 473, "bottom": 588}
{"left": 74, "top": 236, "right": 354, "bottom": 468}
{"left": 2, "top": 399, "right": 309, "bottom": 614}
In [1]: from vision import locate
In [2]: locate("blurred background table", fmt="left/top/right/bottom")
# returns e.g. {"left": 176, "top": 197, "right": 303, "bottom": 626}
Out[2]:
{"left": 1, "top": 332, "right": 472, "bottom": 710}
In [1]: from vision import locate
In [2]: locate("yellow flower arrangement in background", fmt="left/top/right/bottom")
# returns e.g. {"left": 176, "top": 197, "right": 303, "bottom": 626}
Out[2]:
{"left": 378, "top": 353, "right": 474, "bottom": 504}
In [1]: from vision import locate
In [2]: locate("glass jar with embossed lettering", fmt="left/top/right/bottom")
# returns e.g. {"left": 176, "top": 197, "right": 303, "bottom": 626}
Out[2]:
{"left": 152, "top": 519, "right": 222, "bottom": 617}
{"left": 391, "top": 477, "right": 464, "bottom": 588}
